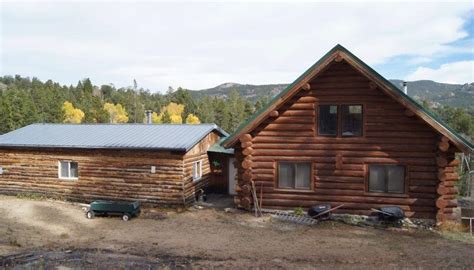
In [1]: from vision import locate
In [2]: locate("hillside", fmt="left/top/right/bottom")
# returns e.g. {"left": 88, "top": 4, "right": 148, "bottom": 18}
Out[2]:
{"left": 190, "top": 80, "right": 474, "bottom": 109}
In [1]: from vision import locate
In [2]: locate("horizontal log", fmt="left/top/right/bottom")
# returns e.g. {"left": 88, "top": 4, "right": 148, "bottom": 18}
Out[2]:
{"left": 267, "top": 116, "right": 313, "bottom": 124}
{"left": 252, "top": 142, "right": 435, "bottom": 152}
{"left": 240, "top": 196, "right": 251, "bottom": 209}
{"left": 438, "top": 141, "right": 450, "bottom": 152}
{"left": 252, "top": 136, "right": 436, "bottom": 145}
{"left": 262, "top": 199, "right": 434, "bottom": 212}
{"left": 240, "top": 134, "right": 252, "bottom": 143}
{"left": 286, "top": 103, "right": 315, "bottom": 110}
{"left": 240, "top": 142, "right": 252, "bottom": 148}
{"left": 252, "top": 149, "right": 434, "bottom": 158}
{"left": 263, "top": 123, "right": 315, "bottom": 132}
{"left": 242, "top": 159, "right": 252, "bottom": 169}
{"left": 438, "top": 172, "right": 459, "bottom": 182}
{"left": 302, "top": 82, "right": 311, "bottom": 91}
{"left": 436, "top": 198, "right": 457, "bottom": 209}
{"left": 269, "top": 110, "right": 279, "bottom": 117}
{"left": 242, "top": 171, "right": 252, "bottom": 182}
{"left": 260, "top": 193, "right": 434, "bottom": 207}
{"left": 437, "top": 185, "right": 458, "bottom": 196}
{"left": 242, "top": 147, "right": 253, "bottom": 156}
{"left": 279, "top": 110, "right": 315, "bottom": 117}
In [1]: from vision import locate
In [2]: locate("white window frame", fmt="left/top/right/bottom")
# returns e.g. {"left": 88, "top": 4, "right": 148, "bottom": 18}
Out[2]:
{"left": 58, "top": 161, "right": 79, "bottom": 180}
{"left": 193, "top": 160, "right": 203, "bottom": 182}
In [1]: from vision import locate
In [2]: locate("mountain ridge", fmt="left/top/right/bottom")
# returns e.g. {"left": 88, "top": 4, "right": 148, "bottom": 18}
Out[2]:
{"left": 189, "top": 80, "right": 474, "bottom": 109}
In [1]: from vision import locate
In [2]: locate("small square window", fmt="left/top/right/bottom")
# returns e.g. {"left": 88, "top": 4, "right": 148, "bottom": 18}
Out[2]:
{"left": 278, "top": 162, "right": 311, "bottom": 190}
{"left": 58, "top": 161, "right": 79, "bottom": 180}
{"left": 193, "top": 160, "right": 203, "bottom": 181}
{"left": 368, "top": 165, "right": 405, "bottom": 194}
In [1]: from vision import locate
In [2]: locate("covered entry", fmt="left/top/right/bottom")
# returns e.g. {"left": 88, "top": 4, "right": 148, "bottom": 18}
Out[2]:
{"left": 207, "top": 138, "right": 235, "bottom": 195}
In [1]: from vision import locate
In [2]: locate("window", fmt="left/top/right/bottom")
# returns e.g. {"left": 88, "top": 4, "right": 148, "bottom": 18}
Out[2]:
{"left": 368, "top": 165, "right": 405, "bottom": 194}
{"left": 341, "top": 105, "right": 363, "bottom": 137}
{"left": 278, "top": 162, "right": 311, "bottom": 190}
{"left": 318, "top": 104, "right": 363, "bottom": 137}
{"left": 318, "top": 105, "right": 338, "bottom": 136}
{"left": 193, "top": 160, "right": 203, "bottom": 181}
{"left": 58, "top": 161, "right": 78, "bottom": 179}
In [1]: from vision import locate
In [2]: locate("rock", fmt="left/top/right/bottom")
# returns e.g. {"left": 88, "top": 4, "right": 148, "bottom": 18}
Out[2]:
{"left": 272, "top": 258, "right": 283, "bottom": 263}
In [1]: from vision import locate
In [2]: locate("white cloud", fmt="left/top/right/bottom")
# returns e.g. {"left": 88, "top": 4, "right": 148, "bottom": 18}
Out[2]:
{"left": 0, "top": 2, "right": 472, "bottom": 91}
{"left": 406, "top": 61, "right": 474, "bottom": 84}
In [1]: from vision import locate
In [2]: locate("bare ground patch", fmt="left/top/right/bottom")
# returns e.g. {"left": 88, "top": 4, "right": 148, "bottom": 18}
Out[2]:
{"left": 0, "top": 195, "right": 473, "bottom": 269}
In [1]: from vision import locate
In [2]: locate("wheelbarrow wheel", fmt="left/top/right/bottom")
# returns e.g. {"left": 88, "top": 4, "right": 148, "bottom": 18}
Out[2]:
{"left": 122, "top": 213, "right": 131, "bottom": 221}
{"left": 86, "top": 210, "right": 95, "bottom": 219}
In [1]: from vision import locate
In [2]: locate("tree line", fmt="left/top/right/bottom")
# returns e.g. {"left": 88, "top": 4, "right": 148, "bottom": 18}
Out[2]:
{"left": 0, "top": 75, "right": 268, "bottom": 135}
{"left": 0, "top": 75, "right": 472, "bottom": 142}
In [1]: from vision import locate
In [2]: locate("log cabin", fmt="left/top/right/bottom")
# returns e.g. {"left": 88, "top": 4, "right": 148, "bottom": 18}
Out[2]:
{"left": 0, "top": 123, "right": 227, "bottom": 205}
{"left": 222, "top": 44, "right": 473, "bottom": 222}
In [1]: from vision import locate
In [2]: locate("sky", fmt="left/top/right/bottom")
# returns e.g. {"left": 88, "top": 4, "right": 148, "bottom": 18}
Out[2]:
{"left": 1, "top": 1, "right": 473, "bottom": 93}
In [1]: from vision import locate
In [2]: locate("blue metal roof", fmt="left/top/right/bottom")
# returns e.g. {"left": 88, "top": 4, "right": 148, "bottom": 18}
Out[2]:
{"left": 0, "top": 123, "right": 228, "bottom": 152}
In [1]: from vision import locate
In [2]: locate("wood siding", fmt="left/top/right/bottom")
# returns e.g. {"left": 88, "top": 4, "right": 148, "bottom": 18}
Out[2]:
{"left": 234, "top": 61, "right": 460, "bottom": 220}
{"left": 183, "top": 132, "right": 221, "bottom": 204}
{"left": 0, "top": 132, "right": 221, "bottom": 206}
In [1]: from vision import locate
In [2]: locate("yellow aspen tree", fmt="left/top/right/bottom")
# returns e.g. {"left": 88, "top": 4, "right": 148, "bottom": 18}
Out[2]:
{"left": 104, "top": 102, "right": 129, "bottom": 123}
{"left": 165, "top": 102, "right": 184, "bottom": 116}
{"left": 185, "top": 114, "right": 200, "bottom": 124}
{"left": 151, "top": 112, "right": 162, "bottom": 123}
{"left": 62, "top": 101, "right": 85, "bottom": 123}
{"left": 170, "top": 114, "right": 182, "bottom": 124}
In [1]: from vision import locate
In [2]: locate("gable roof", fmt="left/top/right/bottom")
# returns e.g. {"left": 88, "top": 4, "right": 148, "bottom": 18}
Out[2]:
{"left": 0, "top": 123, "right": 228, "bottom": 152}
{"left": 223, "top": 44, "right": 473, "bottom": 153}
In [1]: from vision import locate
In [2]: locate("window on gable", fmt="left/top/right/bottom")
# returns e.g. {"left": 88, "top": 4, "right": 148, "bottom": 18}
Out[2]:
{"left": 58, "top": 161, "right": 79, "bottom": 180}
{"left": 368, "top": 165, "right": 405, "bottom": 194}
{"left": 193, "top": 160, "right": 203, "bottom": 181}
{"left": 318, "top": 104, "right": 363, "bottom": 137}
{"left": 341, "top": 105, "right": 363, "bottom": 137}
{"left": 318, "top": 105, "right": 338, "bottom": 136}
{"left": 278, "top": 162, "right": 311, "bottom": 190}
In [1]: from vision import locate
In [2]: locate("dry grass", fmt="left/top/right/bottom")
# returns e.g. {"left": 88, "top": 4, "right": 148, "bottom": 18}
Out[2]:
{"left": 438, "top": 220, "right": 473, "bottom": 242}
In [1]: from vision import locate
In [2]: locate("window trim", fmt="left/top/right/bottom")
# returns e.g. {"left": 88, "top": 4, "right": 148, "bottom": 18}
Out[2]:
{"left": 58, "top": 161, "right": 79, "bottom": 180}
{"left": 274, "top": 161, "right": 314, "bottom": 192}
{"left": 316, "top": 103, "right": 365, "bottom": 138}
{"left": 193, "top": 160, "right": 203, "bottom": 182}
{"left": 364, "top": 164, "right": 409, "bottom": 197}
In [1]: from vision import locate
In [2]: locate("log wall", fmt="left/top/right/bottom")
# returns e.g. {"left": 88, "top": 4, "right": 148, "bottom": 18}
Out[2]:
{"left": 234, "top": 61, "right": 461, "bottom": 220}
{"left": 0, "top": 148, "right": 185, "bottom": 204}
{"left": 0, "top": 132, "right": 221, "bottom": 206}
{"left": 183, "top": 132, "right": 221, "bottom": 204}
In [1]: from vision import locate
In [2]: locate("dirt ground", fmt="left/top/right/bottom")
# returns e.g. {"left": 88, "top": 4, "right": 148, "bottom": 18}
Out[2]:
{"left": 0, "top": 195, "right": 473, "bottom": 269}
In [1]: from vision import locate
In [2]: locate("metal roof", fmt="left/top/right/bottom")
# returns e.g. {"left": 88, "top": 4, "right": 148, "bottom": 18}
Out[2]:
{"left": 208, "top": 137, "right": 234, "bottom": 155}
{"left": 0, "top": 123, "right": 228, "bottom": 152}
{"left": 223, "top": 44, "right": 473, "bottom": 153}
